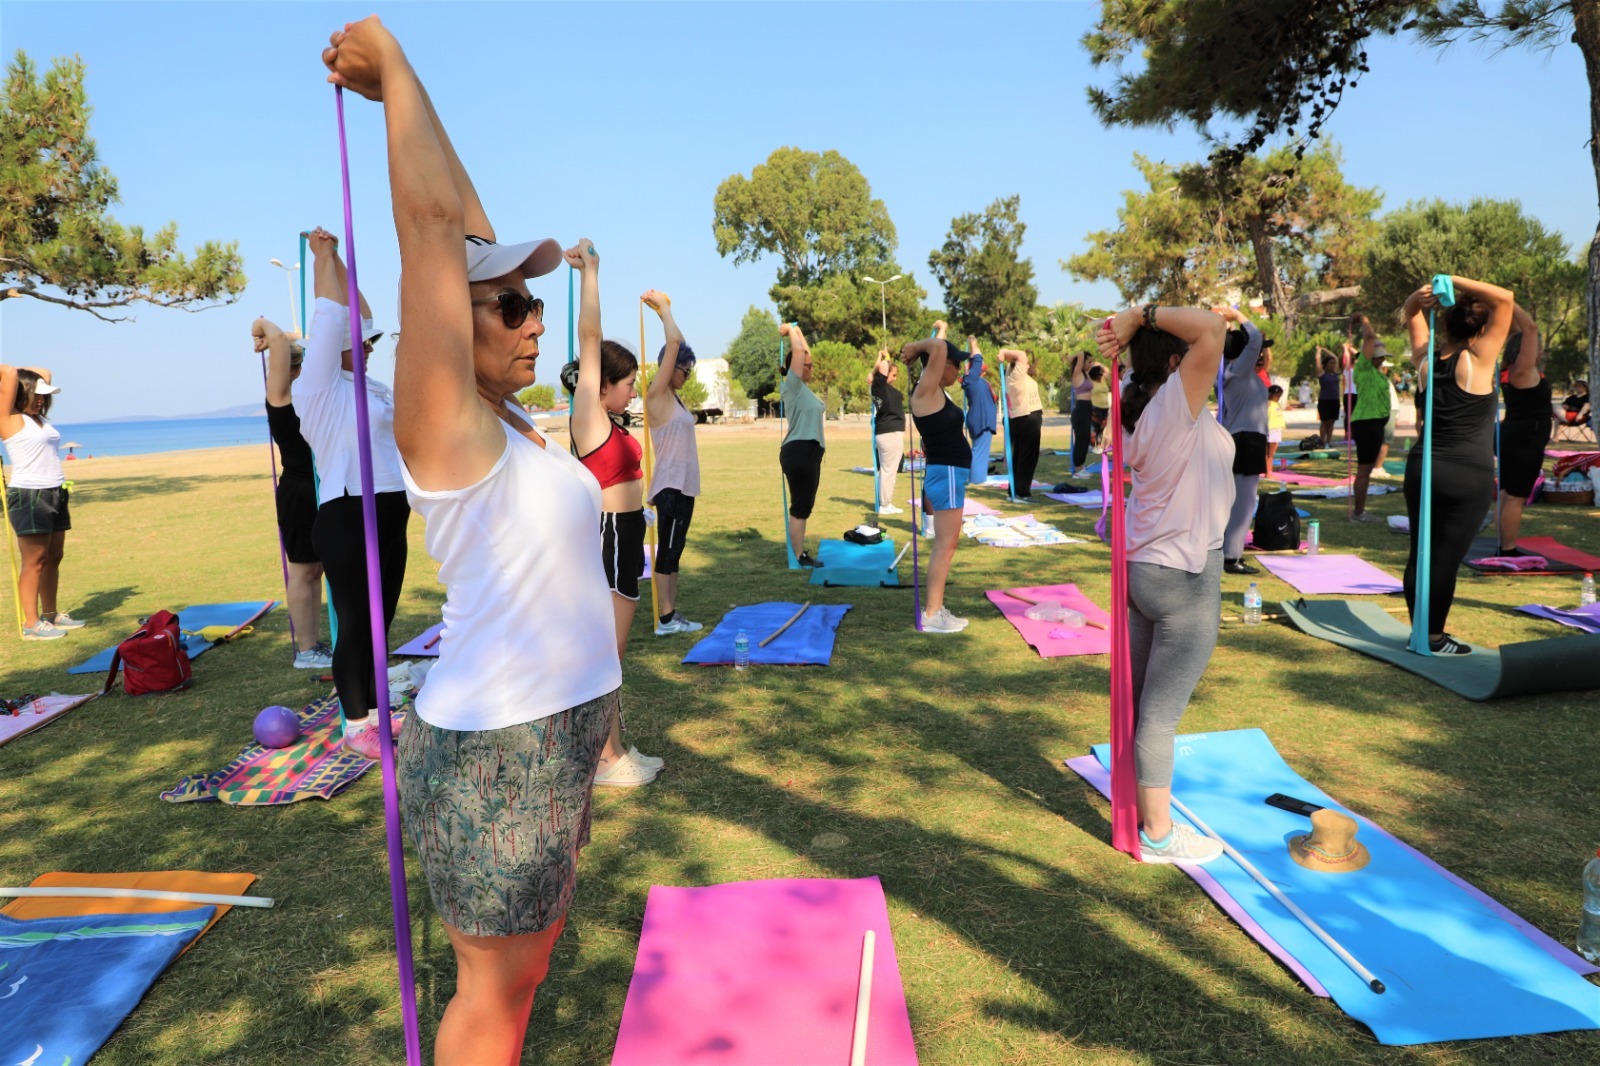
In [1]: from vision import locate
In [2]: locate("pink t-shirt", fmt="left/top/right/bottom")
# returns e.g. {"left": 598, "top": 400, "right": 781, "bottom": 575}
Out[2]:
{"left": 1123, "top": 374, "right": 1236, "bottom": 573}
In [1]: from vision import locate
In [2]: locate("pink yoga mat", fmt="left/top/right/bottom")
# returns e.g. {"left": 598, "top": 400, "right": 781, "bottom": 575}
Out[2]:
{"left": 612, "top": 876, "right": 917, "bottom": 1066}
{"left": 1265, "top": 471, "right": 1346, "bottom": 487}
{"left": 1258, "top": 554, "right": 1403, "bottom": 595}
{"left": 986, "top": 584, "right": 1110, "bottom": 657}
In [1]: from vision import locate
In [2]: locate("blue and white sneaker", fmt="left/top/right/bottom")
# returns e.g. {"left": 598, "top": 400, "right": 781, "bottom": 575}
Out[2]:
{"left": 654, "top": 613, "right": 704, "bottom": 636}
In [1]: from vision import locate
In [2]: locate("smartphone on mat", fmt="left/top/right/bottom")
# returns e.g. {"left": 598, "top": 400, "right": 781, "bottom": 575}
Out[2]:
{"left": 1265, "top": 793, "right": 1324, "bottom": 817}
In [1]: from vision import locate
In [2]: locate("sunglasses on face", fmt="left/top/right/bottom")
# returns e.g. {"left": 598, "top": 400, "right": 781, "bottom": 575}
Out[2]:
{"left": 471, "top": 292, "right": 545, "bottom": 330}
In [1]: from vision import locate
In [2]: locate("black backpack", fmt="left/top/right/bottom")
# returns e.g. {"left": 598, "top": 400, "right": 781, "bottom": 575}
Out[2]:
{"left": 1297, "top": 433, "right": 1324, "bottom": 452}
{"left": 1252, "top": 491, "right": 1300, "bottom": 552}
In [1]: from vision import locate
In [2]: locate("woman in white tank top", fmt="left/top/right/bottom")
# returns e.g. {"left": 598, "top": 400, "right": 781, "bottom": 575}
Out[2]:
{"left": 1, "top": 364, "right": 85, "bottom": 640}
{"left": 327, "top": 21, "right": 621, "bottom": 1061}
{"left": 641, "top": 289, "right": 704, "bottom": 636}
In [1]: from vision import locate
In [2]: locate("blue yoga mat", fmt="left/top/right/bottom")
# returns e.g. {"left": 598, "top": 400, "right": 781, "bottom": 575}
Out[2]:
{"left": 0, "top": 906, "right": 214, "bottom": 1064}
{"left": 67, "top": 601, "right": 278, "bottom": 675}
{"left": 682, "top": 603, "right": 852, "bottom": 666}
{"left": 1088, "top": 729, "right": 1600, "bottom": 1045}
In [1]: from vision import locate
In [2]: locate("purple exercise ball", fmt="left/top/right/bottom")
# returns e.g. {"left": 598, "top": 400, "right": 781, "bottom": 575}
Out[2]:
{"left": 253, "top": 705, "right": 300, "bottom": 748}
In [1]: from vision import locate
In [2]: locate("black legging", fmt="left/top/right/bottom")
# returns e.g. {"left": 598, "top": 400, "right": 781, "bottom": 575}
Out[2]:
{"left": 1402, "top": 451, "right": 1493, "bottom": 636}
{"left": 1009, "top": 411, "right": 1043, "bottom": 497}
{"left": 313, "top": 491, "right": 411, "bottom": 720}
{"left": 1071, "top": 399, "right": 1094, "bottom": 470}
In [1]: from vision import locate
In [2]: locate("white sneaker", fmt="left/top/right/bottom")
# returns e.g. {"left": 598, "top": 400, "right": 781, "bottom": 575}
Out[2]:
{"left": 654, "top": 613, "right": 704, "bottom": 636}
{"left": 294, "top": 646, "right": 334, "bottom": 670}
{"left": 920, "top": 607, "right": 969, "bottom": 633}
{"left": 878, "top": 504, "right": 905, "bottom": 515}
{"left": 1139, "top": 823, "right": 1224, "bottom": 865}
{"left": 628, "top": 745, "right": 664, "bottom": 770}
{"left": 594, "top": 749, "right": 658, "bottom": 787}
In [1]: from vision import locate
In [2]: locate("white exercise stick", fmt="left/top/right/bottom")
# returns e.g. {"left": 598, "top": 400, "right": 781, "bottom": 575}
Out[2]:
{"left": 758, "top": 601, "right": 812, "bottom": 648}
{"left": 0, "top": 887, "right": 275, "bottom": 909}
{"left": 888, "top": 541, "right": 913, "bottom": 571}
{"left": 1169, "top": 798, "right": 1385, "bottom": 993}
{"left": 849, "top": 929, "right": 876, "bottom": 1066}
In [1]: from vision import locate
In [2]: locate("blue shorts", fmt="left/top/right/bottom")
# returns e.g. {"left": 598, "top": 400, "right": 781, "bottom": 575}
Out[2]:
{"left": 922, "top": 464, "right": 969, "bottom": 512}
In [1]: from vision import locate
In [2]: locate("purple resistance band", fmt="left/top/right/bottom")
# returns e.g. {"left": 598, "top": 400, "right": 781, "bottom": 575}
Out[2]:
{"left": 259, "top": 353, "right": 297, "bottom": 652}
{"left": 335, "top": 86, "right": 422, "bottom": 1065}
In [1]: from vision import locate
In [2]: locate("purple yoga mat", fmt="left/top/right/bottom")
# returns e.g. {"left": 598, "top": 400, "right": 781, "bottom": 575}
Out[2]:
{"left": 612, "top": 876, "right": 918, "bottom": 1066}
{"left": 1258, "top": 553, "right": 1403, "bottom": 595}
{"left": 1516, "top": 603, "right": 1600, "bottom": 635}
{"left": 392, "top": 623, "right": 443, "bottom": 658}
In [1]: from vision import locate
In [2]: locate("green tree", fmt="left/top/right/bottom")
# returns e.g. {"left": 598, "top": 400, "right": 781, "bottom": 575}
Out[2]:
{"left": 517, "top": 384, "right": 557, "bottom": 410}
{"left": 809, "top": 339, "right": 868, "bottom": 415}
{"left": 713, "top": 146, "right": 927, "bottom": 348}
{"left": 679, "top": 376, "right": 709, "bottom": 411}
{"left": 1082, "top": 0, "right": 1600, "bottom": 426}
{"left": 1, "top": 51, "right": 245, "bottom": 320}
{"left": 928, "top": 195, "right": 1039, "bottom": 342}
{"left": 724, "top": 305, "right": 782, "bottom": 402}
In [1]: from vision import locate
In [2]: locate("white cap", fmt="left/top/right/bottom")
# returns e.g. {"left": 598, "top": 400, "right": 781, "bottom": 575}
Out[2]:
{"left": 34, "top": 381, "right": 60, "bottom": 395}
{"left": 465, "top": 234, "right": 563, "bottom": 283}
{"left": 317, "top": 316, "right": 383, "bottom": 352}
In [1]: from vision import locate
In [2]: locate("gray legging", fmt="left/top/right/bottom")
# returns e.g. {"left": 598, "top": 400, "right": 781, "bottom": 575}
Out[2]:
{"left": 1223, "top": 474, "right": 1259, "bottom": 559}
{"left": 1129, "top": 549, "right": 1222, "bottom": 788}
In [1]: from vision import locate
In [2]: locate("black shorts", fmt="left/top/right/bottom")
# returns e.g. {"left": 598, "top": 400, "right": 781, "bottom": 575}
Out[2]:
{"left": 779, "top": 440, "right": 825, "bottom": 520}
{"left": 1317, "top": 398, "right": 1341, "bottom": 424}
{"left": 274, "top": 474, "right": 319, "bottom": 565}
{"left": 5, "top": 485, "right": 70, "bottom": 537}
{"left": 651, "top": 487, "right": 695, "bottom": 575}
{"left": 600, "top": 509, "right": 647, "bottom": 601}
{"left": 1351, "top": 417, "right": 1387, "bottom": 466}
{"left": 1230, "top": 432, "right": 1267, "bottom": 477}
{"left": 1500, "top": 418, "right": 1553, "bottom": 498}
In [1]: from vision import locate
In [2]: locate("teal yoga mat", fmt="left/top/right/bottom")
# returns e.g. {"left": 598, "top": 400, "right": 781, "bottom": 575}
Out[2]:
{"left": 1087, "top": 729, "right": 1600, "bottom": 1045}
{"left": 1279, "top": 598, "right": 1600, "bottom": 701}
{"left": 67, "top": 601, "right": 278, "bottom": 675}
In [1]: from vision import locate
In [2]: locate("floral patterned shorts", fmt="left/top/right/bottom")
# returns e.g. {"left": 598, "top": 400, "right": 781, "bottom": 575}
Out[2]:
{"left": 398, "top": 689, "right": 617, "bottom": 937}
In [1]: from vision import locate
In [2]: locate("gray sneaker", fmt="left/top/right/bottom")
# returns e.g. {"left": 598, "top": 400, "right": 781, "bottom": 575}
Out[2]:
{"left": 294, "top": 645, "right": 335, "bottom": 670}
{"left": 45, "top": 612, "right": 87, "bottom": 629}
{"left": 1349, "top": 511, "right": 1379, "bottom": 523}
{"left": 654, "top": 614, "right": 704, "bottom": 636}
{"left": 920, "top": 607, "right": 969, "bottom": 633}
{"left": 21, "top": 620, "right": 66, "bottom": 641}
{"left": 1139, "top": 823, "right": 1224, "bottom": 865}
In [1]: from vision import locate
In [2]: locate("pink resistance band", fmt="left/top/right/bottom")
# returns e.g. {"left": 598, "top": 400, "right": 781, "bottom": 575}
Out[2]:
{"left": 1103, "top": 327, "right": 1139, "bottom": 859}
{"left": 334, "top": 86, "right": 422, "bottom": 1064}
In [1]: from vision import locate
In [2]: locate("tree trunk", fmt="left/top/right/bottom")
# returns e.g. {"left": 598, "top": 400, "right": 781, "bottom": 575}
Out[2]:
{"left": 1246, "top": 217, "right": 1297, "bottom": 335}
{"left": 1574, "top": 0, "right": 1600, "bottom": 438}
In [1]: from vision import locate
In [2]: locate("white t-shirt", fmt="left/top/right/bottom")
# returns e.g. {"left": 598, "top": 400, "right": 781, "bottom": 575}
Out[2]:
{"left": 1123, "top": 374, "right": 1236, "bottom": 573}
{"left": 402, "top": 415, "right": 622, "bottom": 731}
{"left": 1, "top": 417, "right": 64, "bottom": 489}
{"left": 294, "top": 298, "right": 405, "bottom": 505}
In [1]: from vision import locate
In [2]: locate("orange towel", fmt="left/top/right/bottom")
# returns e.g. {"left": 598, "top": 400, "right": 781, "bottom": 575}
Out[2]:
{"left": 1, "top": 870, "right": 258, "bottom": 952}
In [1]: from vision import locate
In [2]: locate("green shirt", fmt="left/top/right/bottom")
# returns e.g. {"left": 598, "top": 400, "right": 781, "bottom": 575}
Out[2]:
{"left": 1352, "top": 358, "right": 1391, "bottom": 422}
{"left": 781, "top": 367, "right": 826, "bottom": 446}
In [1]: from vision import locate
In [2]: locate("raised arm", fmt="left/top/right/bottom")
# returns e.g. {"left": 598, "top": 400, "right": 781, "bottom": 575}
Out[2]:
{"left": 900, "top": 338, "right": 948, "bottom": 417}
{"left": 1101, "top": 305, "right": 1225, "bottom": 418}
{"left": 306, "top": 227, "right": 371, "bottom": 318}
{"left": 1070, "top": 351, "right": 1086, "bottom": 388}
{"left": 1506, "top": 303, "right": 1541, "bottom": 387}
{"left": 779, "top": 323, "right": 810, "bottom": 381}
{"left": 1353, "top": 312, "right": 1378, "bottom": 362}
{"left": 643, "top": 289, "right": 682, "bottom": 415}
{"left": 0, "top": 364, "right": 19, "bottom": 437}
{"left": 1401, "top": 286, "right": 1436, "bottom": 369}
{"left": 567, "top": 241, "right": 608, "bottom": 455}
{"left": 418, "top": 79, "right": 491, "bottom": 240}
{"left": 253, "top": 317, "right": 298, "bottom": 406}
{"left": 1450, "top": 275, "right": 1516, "bottom": 366}
{"left": 325, "top": 16, "right": 494, "bottom": 488}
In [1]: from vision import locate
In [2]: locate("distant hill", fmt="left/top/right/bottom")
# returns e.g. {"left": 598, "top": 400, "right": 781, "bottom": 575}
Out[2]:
{"left": 79, "top": 403, "right": 266, "bottom": 424}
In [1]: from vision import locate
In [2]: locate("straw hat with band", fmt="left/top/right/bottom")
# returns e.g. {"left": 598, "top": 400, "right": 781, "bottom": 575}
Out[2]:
{"left": 1289, "top": 808, "right": 1371, "bottom": 874}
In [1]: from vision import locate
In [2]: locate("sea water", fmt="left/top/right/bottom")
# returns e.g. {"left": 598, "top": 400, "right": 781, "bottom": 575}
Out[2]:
{"left": 1, "top": 416, "right": 269, "bottom": 462}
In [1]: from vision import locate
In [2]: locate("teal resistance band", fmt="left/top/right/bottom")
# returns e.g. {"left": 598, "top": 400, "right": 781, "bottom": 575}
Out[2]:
{"left": 298, "top": 232, "right": 309, "bottom": 340}
{"left": 998, "top": 358, "right": 1016, "bottom": 500}
{"left": 778, "top": 325, "right": 799, "bottom": 569}
{"left": 1411, "top": 273, "right": 1455, "bottom": 656}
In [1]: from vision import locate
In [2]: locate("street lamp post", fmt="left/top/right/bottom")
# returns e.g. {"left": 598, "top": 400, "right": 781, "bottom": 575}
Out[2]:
{"left": 860, "top": 274, "right": 903, "bottom": 333}
{"left": 268, "top": 259, "right": 301, "bottom": 335}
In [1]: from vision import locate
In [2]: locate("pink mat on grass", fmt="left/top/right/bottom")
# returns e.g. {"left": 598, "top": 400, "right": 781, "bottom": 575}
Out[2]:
{"left": 1257, "top": 553, "right": 1403, "bottom": 595}
{"left": 1265, "top": 471, "right": 1346, "bottom": 487}
{"left": 985, "top": 584, "right": 1110, "bottom": 657}
{"left": 611, "top": 876, "right": 917, "bottom": 1066}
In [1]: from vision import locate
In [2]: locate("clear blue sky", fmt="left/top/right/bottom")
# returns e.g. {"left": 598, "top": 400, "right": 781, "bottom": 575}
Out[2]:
{"left": 3, "top": 1, "right": 1593, "bottom": 422}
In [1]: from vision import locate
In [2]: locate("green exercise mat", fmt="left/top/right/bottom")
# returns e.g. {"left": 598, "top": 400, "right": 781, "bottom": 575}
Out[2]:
{"left": 1278, "top": 598, "right": 1600, "bottom": 701}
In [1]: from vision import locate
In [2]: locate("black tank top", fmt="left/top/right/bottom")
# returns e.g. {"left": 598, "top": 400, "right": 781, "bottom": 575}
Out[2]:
{"left": 1420, "top": 350, "right": 1496, "bottom": 470}
{"left": 266, "top": 402, "right": 314, "bottom": 479}
{"left": 1502, "top": 374, "right": 1552, "bottom": 422}
{"left": 914, "top": 395, "right": 972, "bottom": 468}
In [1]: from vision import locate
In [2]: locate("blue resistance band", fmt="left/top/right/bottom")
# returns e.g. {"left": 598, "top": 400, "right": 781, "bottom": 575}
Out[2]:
{"left": 1412, "top": 273, "right": 1455, "bottom": 656}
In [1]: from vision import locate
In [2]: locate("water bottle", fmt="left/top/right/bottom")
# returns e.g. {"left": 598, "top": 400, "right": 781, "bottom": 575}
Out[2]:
{"left": 1244, "top": 583, "right": 1262, "bottom": 627}
{"left": 1578, "top": 849, "right": 1600, "bottom": 963}
{"left": 1582, "top": 573, "right": 1596, "bottom": 607}
{"left": 734, "top": 630, "right": 750, "bottom": 671}
{"left": 1306, "top": 519, "right": 1321, "bottom": 556}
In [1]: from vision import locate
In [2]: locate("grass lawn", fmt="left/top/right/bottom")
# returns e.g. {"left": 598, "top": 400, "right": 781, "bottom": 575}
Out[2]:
{"left": 3, "top": 416, "right": 1598, "bottom": 1065}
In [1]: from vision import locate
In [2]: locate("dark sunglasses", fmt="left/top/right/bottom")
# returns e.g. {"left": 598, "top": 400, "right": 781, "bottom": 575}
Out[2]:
{"left": 472, "top": 292, "right": 544, "bottom": 330}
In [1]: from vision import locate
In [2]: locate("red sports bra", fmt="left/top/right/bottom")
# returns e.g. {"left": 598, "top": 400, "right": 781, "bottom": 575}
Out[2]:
{"left": 578, "top": 421, "right": 643, "bottom": 490}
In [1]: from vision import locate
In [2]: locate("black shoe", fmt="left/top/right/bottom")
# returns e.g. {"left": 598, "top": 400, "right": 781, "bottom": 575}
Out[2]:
{"left": 1223, "top": 558, "right": 1260, "bottom": 576}
{"left": 1428, "top": 634, "right": 1472, "bottom": 655}
{"left": 796, "top": 552, "right": 820, "bottom": 568}
{"left": 1496, "top": 546, "right": 1525, "bottom": 557}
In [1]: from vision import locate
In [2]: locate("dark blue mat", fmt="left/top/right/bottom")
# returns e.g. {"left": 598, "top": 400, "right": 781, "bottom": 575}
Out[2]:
{"left": 67, "top": 601, "right": 278, "bottom": 675}
{"left": 682, "top": 603, "right": 852, "bottom": 666}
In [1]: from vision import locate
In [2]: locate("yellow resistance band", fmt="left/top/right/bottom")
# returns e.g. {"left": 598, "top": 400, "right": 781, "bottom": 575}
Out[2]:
{"left": 0, "top": 462, "right": 26, "bottom": 637}
{"left": 638, "top": 301, "right": 663, "bottom": 624}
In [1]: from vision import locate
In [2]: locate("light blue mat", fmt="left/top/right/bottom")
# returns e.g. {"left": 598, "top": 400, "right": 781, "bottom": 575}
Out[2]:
{"left": 0, "top": 906, "right": 214, "bottom": 1064}
{"left": 67, "top": 601, "right": 278, "bottom": 675}
{"left": 682, "top": 603, "right": 851, "bottom": 666}
{"left": 810, "top": 538, "right": 900, "bottom": 588}
{"left": 1089, "top": 729, "right": 1600, "bottom": 1045}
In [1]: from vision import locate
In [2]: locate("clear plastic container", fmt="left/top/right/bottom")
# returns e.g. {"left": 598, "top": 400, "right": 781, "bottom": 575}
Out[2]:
{"left": 1024, "top": 600, "right": 1085, "bottom": 626}
{"left": 734, "top": 630, "right": 750, "bottom": 671}
{"left": 1244, "top": 584, "right": 1262, "bottom": 626}
{"left": 1578, "top": 849, "right": 1600, "bottom": 963}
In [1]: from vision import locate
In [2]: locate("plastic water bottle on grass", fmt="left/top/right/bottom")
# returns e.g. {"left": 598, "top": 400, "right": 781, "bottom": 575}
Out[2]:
{"left": 734, "top": 630, "right": 750, "bottom": 671}
{"left": 1244, "top": 584, "right": 1262, "bottom": 626}
{"left": 1582, "top": 573, "right": 1596, "bottom": 607}
{"left": 1578, "top": 849, "right": 1600, "bottom": 963}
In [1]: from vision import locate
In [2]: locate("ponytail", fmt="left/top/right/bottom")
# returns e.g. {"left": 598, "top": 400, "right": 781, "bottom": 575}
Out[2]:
{"left": 1119, "top": 328, "right": 1187, "bottom": 434}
